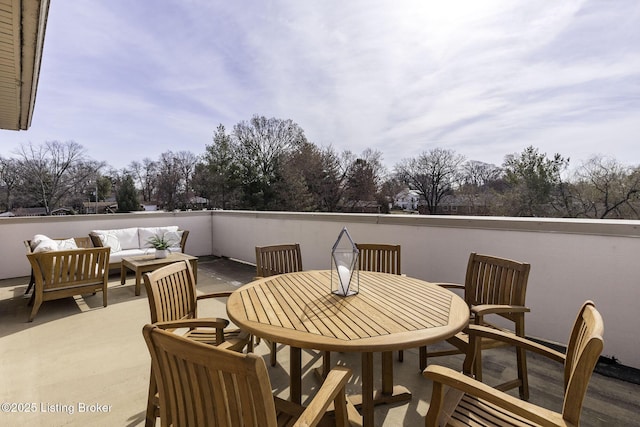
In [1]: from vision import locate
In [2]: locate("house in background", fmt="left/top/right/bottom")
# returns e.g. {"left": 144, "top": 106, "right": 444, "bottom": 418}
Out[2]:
{"left": 393, "top": 189, "right": 421, "bottom": 212}
{"left": 432, "top": 194, "right": 493, "bottom": 216}
{"left": 82, "top": 201, "right": 118, "bottom": 214}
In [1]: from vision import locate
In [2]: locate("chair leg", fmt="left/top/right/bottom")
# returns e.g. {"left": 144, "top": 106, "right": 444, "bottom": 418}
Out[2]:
{"left": 145, "top": 369, "right": 158, "bottom": 427}
{"left": 517, "top": 344, "right": 529, "bottom": 400}
{"left": 419, "top": 346, "right": 427, "bottom": 371}
{"left": 474, "top": 344, "right": 483, "bottom": 382}
{"left": 270, "top": 341, "right": 277, "bottom": 367}
{"left": 317, "top": 351, "right": 332, "bottom": 379}
{"left": 25, "top": 271, "right": 35, "bottom": 295}
{"left": 28, "top": 292, "right": 42, "bottom": 322}
{"left": 515, "top": 319, "right": 529, "bottom": 400}
{"left": 398, "top": 350, "right": 404, "bottom": 362}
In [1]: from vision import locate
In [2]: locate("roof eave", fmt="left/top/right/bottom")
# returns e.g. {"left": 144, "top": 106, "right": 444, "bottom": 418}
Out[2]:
{"left": 19, "top": 0, "right": 50, "bottom": 130}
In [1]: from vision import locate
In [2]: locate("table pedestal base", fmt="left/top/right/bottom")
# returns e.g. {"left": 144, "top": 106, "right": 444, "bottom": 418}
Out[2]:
{"left": 348, "top": 385, "right": 412, "bottom": 407}
{"left": 310, "top": 351, "right": 410, "bottom": 427}
{"left": 313, "top": 367, "right": 412, "bottom": 406}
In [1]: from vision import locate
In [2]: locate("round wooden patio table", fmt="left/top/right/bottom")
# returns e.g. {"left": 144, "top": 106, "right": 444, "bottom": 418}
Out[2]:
{"left": 227, "top": 270, "right": 468, "bottom": 427}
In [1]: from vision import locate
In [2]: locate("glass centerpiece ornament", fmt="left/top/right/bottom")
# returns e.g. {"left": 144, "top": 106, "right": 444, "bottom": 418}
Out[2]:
{"left": 331, "top": 227, "right": 359, "bottom": 296}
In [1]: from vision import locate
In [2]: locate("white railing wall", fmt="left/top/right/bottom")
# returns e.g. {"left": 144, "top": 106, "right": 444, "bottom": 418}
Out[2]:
{"left": 2, "top": 211, "right": 638, "bottom": 369}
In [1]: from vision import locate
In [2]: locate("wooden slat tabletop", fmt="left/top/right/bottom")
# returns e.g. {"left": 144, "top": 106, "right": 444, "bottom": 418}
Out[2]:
{"left": 228, "top": 270, "right": 469, "bottom": 353}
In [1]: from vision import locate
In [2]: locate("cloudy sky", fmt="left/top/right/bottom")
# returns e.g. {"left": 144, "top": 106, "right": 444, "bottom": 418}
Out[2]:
{"left": 1, "top": 0, "right": 639, "bottom": 171}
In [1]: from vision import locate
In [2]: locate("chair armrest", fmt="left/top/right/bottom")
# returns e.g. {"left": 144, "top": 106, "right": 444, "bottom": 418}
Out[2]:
{"left": 89, "top": 232, "right": 104, "bottom": 247}
{"left": 154, "top": 318, "right": 230, "bottom": 331}
{"left": 424, "top": 365, "right": 567, "bottom": 427}
{"left": 196, "top": 291, "right": 233, "bottom": 301}
{"left": 293, "top": 366, "right": 355, "bottom": 427}
{"left": 434, "top": 282, "right": 464, "bottom": 289}
{"left": 467, "top": 325, "right": 566, "bottom": 363}
{"left": 472, "top": 304, "right": 530, "bottom": 316}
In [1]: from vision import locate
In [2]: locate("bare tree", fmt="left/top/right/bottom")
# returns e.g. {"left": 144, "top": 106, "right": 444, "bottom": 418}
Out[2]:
{"left": 156, "top": 151, "right": 182, "bottom": 210}
{"left": 379, "top": 176, "right": 406, "bottom": 211}
{"left": 0, "top": 156, "right": 21, "bottom": 211}
{"left": 174, "top": 151, "right": 198, "bottom": 206}
{"left": 15, "top": 141, "right": 100, "bottom": 214}
{"left": 461, "top": 160, "right": 502, "bottom": 187}
{"left": 234, "top": 115, "right": 307, "bottom": 209}
{"left": 129, "top": 158, "right": 158, "bottom": 203}
{"left": 395, "top": 148, "right": 465, "bottom": 214}
{"left": 342, "top": 149, "right": 387, "bottom": 211}
{"left": 571, "top": 156, "right": 640, "bottom": 219}
{"left": 457, "top": 160, "right": 504, "bottom": 215}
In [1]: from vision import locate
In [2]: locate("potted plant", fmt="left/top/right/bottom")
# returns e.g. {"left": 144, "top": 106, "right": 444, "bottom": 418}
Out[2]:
{"left": 147, "top": 234, "right": 173, "bottom": 259}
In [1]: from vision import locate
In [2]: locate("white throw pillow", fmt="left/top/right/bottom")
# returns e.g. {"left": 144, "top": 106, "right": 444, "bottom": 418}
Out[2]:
{"left": 139, "top": 226, "right": 179, "bottom": 249}
{"left": 33, "top": 238, "right": 59, "bottom": 253}
{"left": 56, "top": 238, "right": 78, "bottom": 250}
{"left": 92, "top": 228, "right": 138, "bottom": 250}
{"left": 32, "top": 234, "right": 49, "bottom": 244}
{"left": 164, "top": 230, "right": 184, "bottom": 250}
{"left": 31, "top": 234, "right": 51, "bottom": 250}
{"left": 97, "top": 232, "right": 122, "bottom": 252}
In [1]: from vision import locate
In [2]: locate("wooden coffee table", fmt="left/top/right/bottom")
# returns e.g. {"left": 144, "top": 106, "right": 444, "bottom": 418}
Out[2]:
{"left": 120, "top": 252, "right": 198, "bottom": 295}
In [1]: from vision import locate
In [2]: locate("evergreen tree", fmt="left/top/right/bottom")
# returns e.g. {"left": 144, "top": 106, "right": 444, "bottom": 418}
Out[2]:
{"left": 116, "top": 175, "right": 140, "bottom": 212}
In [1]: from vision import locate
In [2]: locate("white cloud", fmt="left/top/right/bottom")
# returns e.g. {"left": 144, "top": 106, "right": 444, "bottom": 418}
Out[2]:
{"left": 1, "top": 0, "right": 639, "bottom": 173}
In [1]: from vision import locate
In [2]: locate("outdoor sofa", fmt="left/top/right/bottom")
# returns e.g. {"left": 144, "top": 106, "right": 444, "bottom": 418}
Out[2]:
{"left": 89, "top": 226, "right": 189, "bottom": 269}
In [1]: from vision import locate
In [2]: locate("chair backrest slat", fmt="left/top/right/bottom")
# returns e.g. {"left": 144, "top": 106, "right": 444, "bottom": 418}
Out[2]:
{"left": 144, "top": 261, "right": 198, "bottom": 323}
{"left": 143, "top": 324, "right": 279, "bottom": 427}
{"left": 355, "top": 243, "right": 401, "bottom": 275}
{"left": 27, "top": 247, "right": 110, "bottom": 290}
{"left": 255, "top": 244, "right": 303, "bottom": 277}
{"left": 465, "top": 252, "right": 530, "bottom": 309}
{"left": 562, "top": 301, "right": 604, "bottom": 425}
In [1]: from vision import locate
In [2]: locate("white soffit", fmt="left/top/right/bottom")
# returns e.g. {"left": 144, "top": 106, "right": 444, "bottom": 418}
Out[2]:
{"left": 0, "top": 0, "right": 49, "bottom": 131}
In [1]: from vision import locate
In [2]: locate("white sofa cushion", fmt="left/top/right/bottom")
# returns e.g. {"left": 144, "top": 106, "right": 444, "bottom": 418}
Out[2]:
{"left": 92, "top": 228, "right": 139, "bottom": 250}
{"left": 108, "top": 248, "right": 149, "bottom": 264}
{"left": 108, "top": 247, "right": 184, "bottom": 264}
{"left": 138, "top": 226, "right": 180, "bottom": 249}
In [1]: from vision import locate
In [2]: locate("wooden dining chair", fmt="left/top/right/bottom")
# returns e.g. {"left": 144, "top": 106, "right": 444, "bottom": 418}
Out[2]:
{"left": 421, "top": 252, "right": 532, "bottom": 400}
{"left": 255, "top": 243, "right": 303, "bottom": 278}
{"left": 143, "top": 321, "right": 360, "bottom": 427}
{"left": 423, "top": 300, "right": 604, "bottom": 427}
{"left": 358, "top": 243, "right": 404, "bottom": 360}
{"left": 356, "top": 243, "right": 402, "bottom": 275}
{"left": 254, "top": 243, "right": 303, "bottom": 366}
{"left": 143, "top": 260, "right": 250, "bottom": 427}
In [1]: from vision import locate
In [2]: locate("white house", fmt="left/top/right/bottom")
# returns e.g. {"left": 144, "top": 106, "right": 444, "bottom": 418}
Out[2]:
{"left": 393, "top": 189, "right": 422, "bottom": 211}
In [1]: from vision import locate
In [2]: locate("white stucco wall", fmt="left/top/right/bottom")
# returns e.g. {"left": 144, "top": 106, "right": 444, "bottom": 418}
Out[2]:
{"left": 211, "top": 211, "right": 640, "bottom": 370}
